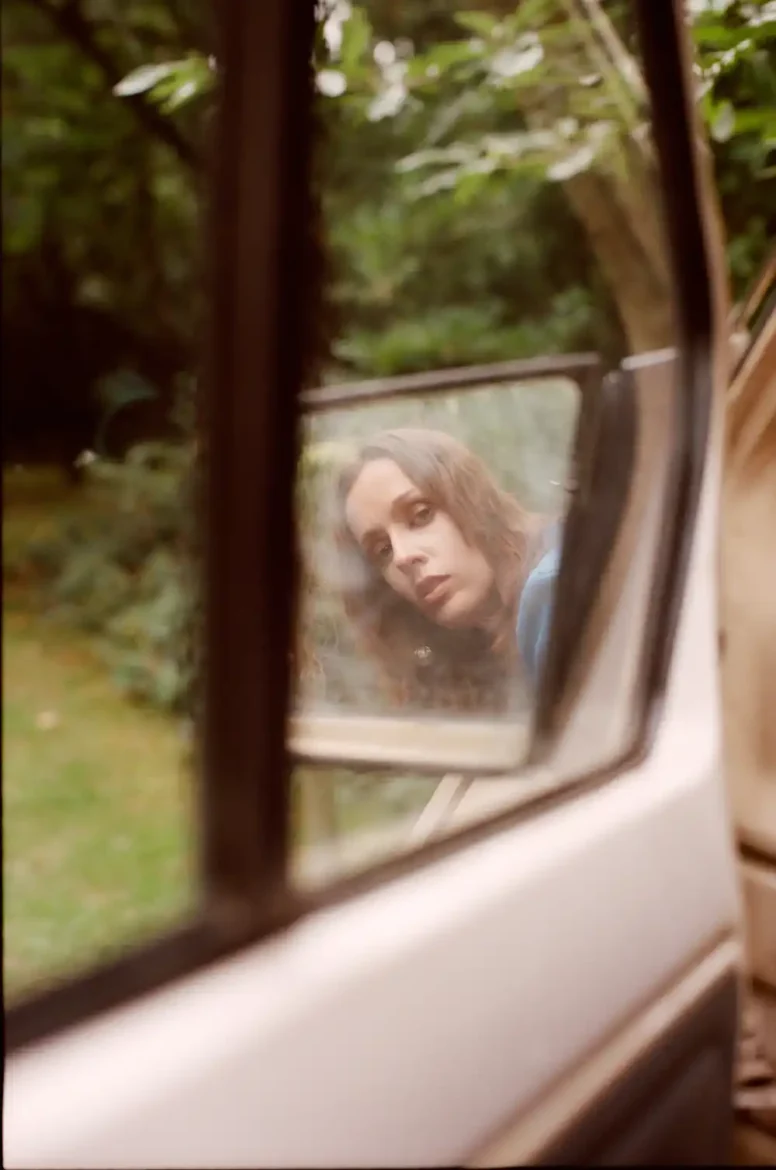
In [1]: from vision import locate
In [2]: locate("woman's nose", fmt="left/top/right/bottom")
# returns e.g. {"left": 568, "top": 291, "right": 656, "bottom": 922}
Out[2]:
{"left": 392, "top": 534, "right": 426, "bottom": 573}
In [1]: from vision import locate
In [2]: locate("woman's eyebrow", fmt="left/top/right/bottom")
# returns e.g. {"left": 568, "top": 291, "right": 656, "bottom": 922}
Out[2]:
{"left": 360, "top": 491, "right": 420, "bottom": 548}
{"left": 358, "top": 490, "right": 424, "bottom": 547}
{"left": 390, "top": 489, "right": 422, "bottom": 515}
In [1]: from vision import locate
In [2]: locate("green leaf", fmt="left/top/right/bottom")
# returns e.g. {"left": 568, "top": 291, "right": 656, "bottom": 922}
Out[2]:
{"left": 692, "top": 21, "right": 742, "bottom": 48}
{"left": 113, "top": 62, "right": 186, "bottom": 97}
{"left": 160, "top": 79, "right": 199, "bottom": 113}
{"left": 397, "top": 143, "right": 476, "bottom": 173}
{"left": 547, "top": 143, "right": 596, "bottom": 181}
{"left": 711, "top": 100, "right": 736, "bottom": 143}
{"left": 733, "top": 108, "right": 776, "bottom": 135}
{"left": 341, "top": 6, "right": 372, "bottom": 71}
{"left": 489, "top": 39, "right": 544, "bottom": 81}
{"left": 456, "top": 11, "right": 499, "bottom": 38}
{"left": 114, "top": 57, "right": 213, "bottom": 111}
{"left": 404, "top": 40, "right": 480, "bottom": 84}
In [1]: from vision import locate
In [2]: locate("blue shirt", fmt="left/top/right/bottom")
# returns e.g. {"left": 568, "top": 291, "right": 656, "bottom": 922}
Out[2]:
{"left": 516, "top": 543, "right": 560, "bottom": 686}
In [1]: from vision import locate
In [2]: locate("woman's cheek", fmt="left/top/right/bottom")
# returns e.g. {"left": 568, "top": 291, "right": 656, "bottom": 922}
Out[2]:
{"left": 384, "top": 566, "right": 415, "bottom": 602}
{"left": 427, "top": 515, "right": 454, "bottom": 556}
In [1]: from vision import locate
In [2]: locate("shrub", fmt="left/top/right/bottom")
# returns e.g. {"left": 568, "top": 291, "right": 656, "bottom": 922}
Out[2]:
{"left": 4, "top": 443, "right": 195, "bottom": 713}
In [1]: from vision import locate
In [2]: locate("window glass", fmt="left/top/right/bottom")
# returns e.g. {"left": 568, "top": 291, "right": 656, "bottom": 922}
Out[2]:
{"left": 296, "top": 376, "right": 580, "bottom": 721}
{"left": 3, "top": 0, "right": 210, "bottom": 1000}
{"left": 292, "top": 0, "right": 678, "bottom": 884}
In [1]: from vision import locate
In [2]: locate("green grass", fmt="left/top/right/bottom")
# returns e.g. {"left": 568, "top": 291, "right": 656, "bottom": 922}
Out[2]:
{"left": 2, "top": 606, "right": 435, "bottom": 998}
{"left": 3, "top": 466, "right": 115, "bottom": 569}
{"left": 3, "top": 608, "right": 194, "bottom": 1001}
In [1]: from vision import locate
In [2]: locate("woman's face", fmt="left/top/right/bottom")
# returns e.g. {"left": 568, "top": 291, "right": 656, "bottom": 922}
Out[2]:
{"left": 344, "top": 457, "right": 495, "bottom": 629}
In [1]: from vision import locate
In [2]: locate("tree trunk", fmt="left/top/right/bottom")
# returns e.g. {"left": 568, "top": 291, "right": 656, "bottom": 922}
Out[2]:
{"left": 563, "top": 165, "right": 674, "bottom": 352}
{"left": 516, "top": 0, "right": 680, "bottom": 352}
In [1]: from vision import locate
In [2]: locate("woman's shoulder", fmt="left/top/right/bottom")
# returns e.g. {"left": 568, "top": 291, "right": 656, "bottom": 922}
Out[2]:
{"left": 518, "top": 545, "right": 560, "bottom": 637}
{"left": 525, "top": 518, "right": 562, "bottom": 594}
{"left": 528, "top": 542, "right": 561, "bottom": 585}
{"left": 516, "top": 531, "right": 562, "bottom": 682}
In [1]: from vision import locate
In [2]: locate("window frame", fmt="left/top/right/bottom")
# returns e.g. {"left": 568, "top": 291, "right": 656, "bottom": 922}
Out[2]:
{"left": 6, "top": 0, "right": 721, "bottom": 1056}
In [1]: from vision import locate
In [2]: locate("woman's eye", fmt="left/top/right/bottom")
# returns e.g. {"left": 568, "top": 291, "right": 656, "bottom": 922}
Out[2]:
{"left": 372, "top": 540, "right": 392, "bottom": 566}
{"left": 410, "top": 503, "right": 433, "bottom": 527}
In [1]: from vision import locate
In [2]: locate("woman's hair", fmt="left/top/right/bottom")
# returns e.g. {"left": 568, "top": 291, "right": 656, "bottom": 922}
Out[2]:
{"left": 331, "top": 427, "right": 545, "bottom": 714}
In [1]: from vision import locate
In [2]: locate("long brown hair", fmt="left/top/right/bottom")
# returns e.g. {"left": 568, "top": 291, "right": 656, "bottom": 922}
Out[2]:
{"left": 332, "top": 427, "right": 544, "bottom": 714}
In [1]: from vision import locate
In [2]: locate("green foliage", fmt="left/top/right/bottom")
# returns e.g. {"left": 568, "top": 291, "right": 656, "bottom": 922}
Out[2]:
{"left": 311, "top": 0, "right": 632, "bottom": 371}
{"left": 2, "top": 1, "right": 200, "bottom": 315}
{"left": 113, "top": 53, "right": 215, "bottom": 112}
{"left": 695, "top": 2, "right": 776, "bottom": 158}
{"left": 691, "top": 0, "right": 776, "bottom": 295}
{"left": 4, "top": 0, "right": 772, "bottom": 424}
{"left": 310, "top": 0, "right": 773, "bottom": 319}
{"left": 5, "top": 444, "right": 195, "bottom": 712}
{"left": 2, "top": 0, "right": 203, "bottom": 461}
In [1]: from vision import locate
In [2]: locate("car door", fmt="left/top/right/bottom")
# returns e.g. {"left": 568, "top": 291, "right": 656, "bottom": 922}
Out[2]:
{"left": 4, "top": 1, "right": 742, "bottom": 1166}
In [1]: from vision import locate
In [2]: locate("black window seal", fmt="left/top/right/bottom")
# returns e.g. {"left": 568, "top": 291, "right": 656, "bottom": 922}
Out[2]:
{"left": 6, "top": 0, "right": 719, "bottom": 1056}
{"left": 196, "top": 0, "right": 311, "bottom": 927}
{"left": 301, "top": 353, "right": 603, "bottom": 413}
{"left": 627, "top": 0, "right": 716, "bottom": 734}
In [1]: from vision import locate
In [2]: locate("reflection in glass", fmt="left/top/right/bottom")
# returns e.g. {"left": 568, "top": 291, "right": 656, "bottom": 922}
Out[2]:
{"left": 296, "top": 377, "right": 579, "bottom": 722}
{"left": 334, "top": 425, "right": 560, "bottom": 714}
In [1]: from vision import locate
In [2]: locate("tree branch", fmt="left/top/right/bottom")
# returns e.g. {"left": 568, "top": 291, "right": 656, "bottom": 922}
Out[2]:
{"left": 24, "top": 0, "right": 201, "bottom": 171}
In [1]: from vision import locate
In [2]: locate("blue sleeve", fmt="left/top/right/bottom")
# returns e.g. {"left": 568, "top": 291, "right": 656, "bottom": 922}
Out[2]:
{"left": 516, "top": 546, "right": 560, "bottom": 687}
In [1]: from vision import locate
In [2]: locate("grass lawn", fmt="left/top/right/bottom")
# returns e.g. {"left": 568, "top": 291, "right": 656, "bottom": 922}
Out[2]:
{"left": 3, "top": 604, "right": 436, "bottom": 998}
{"left": 3, "top": 607, "right": 194, "bottom": 1001}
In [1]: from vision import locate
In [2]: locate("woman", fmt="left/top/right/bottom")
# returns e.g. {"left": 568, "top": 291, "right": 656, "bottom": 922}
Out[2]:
{"left": 332, "top": 427, "right": 561, "bottom": 714}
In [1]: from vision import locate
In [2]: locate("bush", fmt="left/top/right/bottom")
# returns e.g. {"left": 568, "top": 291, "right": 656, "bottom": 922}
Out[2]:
{"left": 3, "top": 436, "right": 365, "bottom": 716}
{"left": 4, "top": 442, "right": 196, "bottom": 713}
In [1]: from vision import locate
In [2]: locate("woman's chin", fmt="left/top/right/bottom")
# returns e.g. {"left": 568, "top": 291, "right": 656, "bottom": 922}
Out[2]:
{"left": 431, "top": 592, "right": 478, "bottom": 630}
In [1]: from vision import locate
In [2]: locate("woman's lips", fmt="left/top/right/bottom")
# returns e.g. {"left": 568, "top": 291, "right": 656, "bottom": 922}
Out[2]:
{"left": 416, "top": 575, "right": 451, "bottom": 606}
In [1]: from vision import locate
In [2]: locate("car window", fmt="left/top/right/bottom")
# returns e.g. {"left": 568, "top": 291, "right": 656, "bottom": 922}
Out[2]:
{"left": 290, "top": 0, "right": 680, "bottom": 885}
